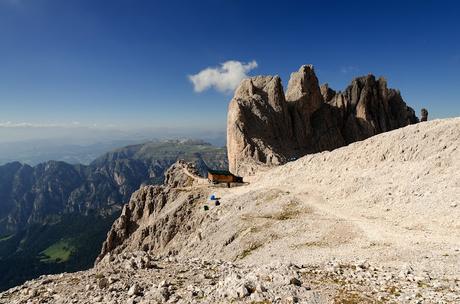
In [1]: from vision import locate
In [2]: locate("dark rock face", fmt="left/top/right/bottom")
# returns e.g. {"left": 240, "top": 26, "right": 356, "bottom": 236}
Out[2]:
{"left": 334, "top": 75, "right": 419, "bottom": 143}
{"left": 421, "top": 108, "right": 429, "bottom": 122}
{"left": 227, "top": 65, "right": 419, "bottom": 175}
{"left": 0, "top": 161, "right": 86, "bottom": 234}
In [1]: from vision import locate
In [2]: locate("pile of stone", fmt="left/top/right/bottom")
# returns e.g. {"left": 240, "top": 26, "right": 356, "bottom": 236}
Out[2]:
{"left": 317, "top": 260, "right": 460, "bottom": 303}
{"left": 2, "top": 251, "right": 458, "bottom": 303}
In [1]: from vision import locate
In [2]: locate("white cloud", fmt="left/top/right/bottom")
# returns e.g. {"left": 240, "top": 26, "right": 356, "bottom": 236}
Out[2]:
{"left": 188, "top": 60, "right": 258, "bottom": 93}
{"left": 0, "top": 122, "right": 60, "bottom": 128}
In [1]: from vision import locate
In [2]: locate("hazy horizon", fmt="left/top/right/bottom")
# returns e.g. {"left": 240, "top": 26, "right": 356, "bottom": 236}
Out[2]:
{"left": 0, "top": 124, "right": 226, "bottom": 143}
{"left": 0, "top": 126, "right": 227, "bottom": 166}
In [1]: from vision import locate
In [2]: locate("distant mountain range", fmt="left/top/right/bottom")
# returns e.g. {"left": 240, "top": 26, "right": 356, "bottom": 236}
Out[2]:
{"left": 0, "top": 134, "right": 226, "bottom": 166}
{"left": 0, "top": 139, "right": 145, "bottom": 166}
{"left": 0, "top": 140, "right": 227, "bottom": 291}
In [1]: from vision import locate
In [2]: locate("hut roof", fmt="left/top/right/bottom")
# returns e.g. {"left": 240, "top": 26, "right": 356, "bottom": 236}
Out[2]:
{"left": 208, "top": 169, "right": 233, "bottom": 176}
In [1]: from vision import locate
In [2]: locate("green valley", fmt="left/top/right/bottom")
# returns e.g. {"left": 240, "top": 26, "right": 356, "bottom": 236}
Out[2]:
{"left": 39, "top": 239, "right": 76, "bottom": 263}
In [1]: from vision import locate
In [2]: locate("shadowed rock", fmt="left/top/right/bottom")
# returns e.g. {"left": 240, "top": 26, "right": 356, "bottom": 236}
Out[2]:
{"left": 421, "top": 108, "right": 429, "bottom": 122}
{"left": 227, "top": 76, "right": 294, "bottom": 175}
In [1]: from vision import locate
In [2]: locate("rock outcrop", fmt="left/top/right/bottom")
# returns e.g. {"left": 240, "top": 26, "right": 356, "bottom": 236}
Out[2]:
{"left": 326, "top": 75, "right": 419, "bottom": 143}
{"left": 226, "top": 76, "right": 294, "bottom": 175}
{"left": 96, "top": 161, "right": 205, "bottom": 264}
{"left": 421, "top": 108, "right": 429, "bottom": 122}
{"left": 227, "top": 65, "right": 419, "bottom": 175}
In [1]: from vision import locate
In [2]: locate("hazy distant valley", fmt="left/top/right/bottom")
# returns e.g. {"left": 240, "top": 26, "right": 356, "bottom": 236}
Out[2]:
{"left": 0, "top": 140, "right": 145, "bottom": 166}
{"left": 0, "top": 127, "right": 226, "bottom": 166}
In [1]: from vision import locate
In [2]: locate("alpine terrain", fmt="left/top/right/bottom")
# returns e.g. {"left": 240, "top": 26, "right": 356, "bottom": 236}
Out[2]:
{"left": 1, "top": 66, "right": 458, "bottom": 303}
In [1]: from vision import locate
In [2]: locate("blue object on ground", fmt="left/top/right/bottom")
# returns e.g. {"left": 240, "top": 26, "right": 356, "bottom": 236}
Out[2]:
{"left": 210, "top": 194, "right": 216, "bottom": 200}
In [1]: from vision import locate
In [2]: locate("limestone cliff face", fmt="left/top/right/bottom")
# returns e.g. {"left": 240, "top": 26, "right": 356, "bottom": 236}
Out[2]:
{"left": 227, "top": 65, "right": 418, "bottom": 176}
{"left": 227, "top": 76, "right": 294, "bottom": 176}
{"left": 96, "top": 161, "right": 205, "bottom": 264}
{"left": 328, "top": 75, "right": 419, "bottom": 143}
{"left": 285, "top": 65, "right": 324, "bottom": 149}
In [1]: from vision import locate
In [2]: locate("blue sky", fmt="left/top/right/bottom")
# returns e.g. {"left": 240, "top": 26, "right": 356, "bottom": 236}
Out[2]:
{"left": 0, "top": 0, "right": 459, "bottom": 134}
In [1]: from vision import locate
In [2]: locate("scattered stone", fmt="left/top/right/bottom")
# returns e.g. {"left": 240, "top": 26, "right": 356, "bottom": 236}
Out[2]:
{"left": 127, "top": 284, "right": 140, "bottom": 296}
{"left": 97, "top": 277, "right": 109, "bottom": 289}
{"left": 290, "top": 277, "right": 302, "bottom": 287}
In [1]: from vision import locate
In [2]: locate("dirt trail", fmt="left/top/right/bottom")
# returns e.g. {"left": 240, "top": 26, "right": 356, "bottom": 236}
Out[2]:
{"left": 182, "top": 167, "right": 208, "bottom": 184}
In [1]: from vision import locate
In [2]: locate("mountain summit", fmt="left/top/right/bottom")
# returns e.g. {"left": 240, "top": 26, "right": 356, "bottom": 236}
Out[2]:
{"left": 227, "top": 65, "right": 418, "bottom": 176}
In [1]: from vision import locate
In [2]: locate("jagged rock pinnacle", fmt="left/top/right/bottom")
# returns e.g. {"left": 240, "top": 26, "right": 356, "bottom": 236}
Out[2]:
{"left": 227, "top": 65, "right": 419, "bottom": 176}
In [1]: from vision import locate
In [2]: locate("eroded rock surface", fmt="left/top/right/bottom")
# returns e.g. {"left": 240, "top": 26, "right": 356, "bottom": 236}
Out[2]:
{"left": 227, "top": 75, "right": 294, "bottom": 176}
{"left": 227, "top": 65, "right": 419, "bottom": 176}
{"left": 96, "top": 160, "right": 206, "bottom": 264}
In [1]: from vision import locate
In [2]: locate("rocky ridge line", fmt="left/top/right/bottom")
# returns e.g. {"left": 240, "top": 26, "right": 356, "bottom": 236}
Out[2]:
{"left": 227, "top": 64, "right": 418, "bottom": 176}
{"left": 96, "top": 160, "right": 206, "bottom": 264}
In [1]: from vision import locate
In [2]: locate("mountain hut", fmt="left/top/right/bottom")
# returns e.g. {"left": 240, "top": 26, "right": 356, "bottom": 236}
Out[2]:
{"left": 207, "top": 169, "right": 243, "bottom": 186}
